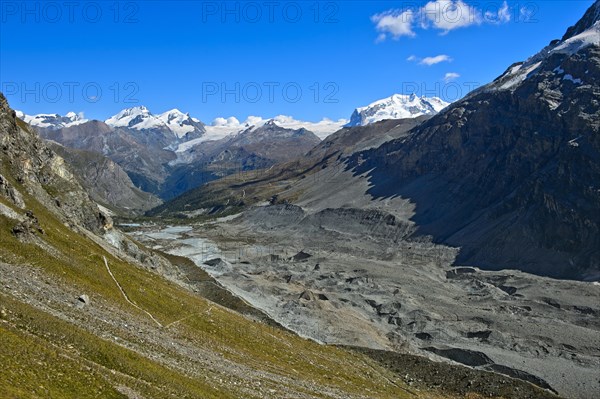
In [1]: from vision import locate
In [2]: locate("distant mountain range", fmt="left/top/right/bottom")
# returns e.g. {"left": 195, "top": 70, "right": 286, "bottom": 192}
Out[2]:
{"left": 15, "top": 110, "right": 88, "bottom": 130}
{"left": 18, "top": 93, "right": 450, "bottom": 141}
{"left": 16, "top": 94, "right": 450, "bottom": 209}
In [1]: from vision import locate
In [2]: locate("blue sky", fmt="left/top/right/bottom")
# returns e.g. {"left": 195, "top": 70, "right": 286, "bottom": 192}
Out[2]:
{"left": 0, "top": 0, "right": 594, "bottom": 123}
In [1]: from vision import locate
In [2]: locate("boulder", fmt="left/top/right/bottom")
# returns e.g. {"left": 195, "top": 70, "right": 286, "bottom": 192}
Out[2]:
{"left": 317, "top": 293, "right": 329, "bottom": 301}
{"left": 446, "top": 267, "right": 477, "bottom": 279}
{"left": 299, "top": 290, "right": 316, "bottom": 301}
{"left": 292, "top": 251, "right": 312, "bottom": 262}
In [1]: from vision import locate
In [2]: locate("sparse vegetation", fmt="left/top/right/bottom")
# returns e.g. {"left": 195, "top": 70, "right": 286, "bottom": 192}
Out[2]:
{"left": 0, "top": 171, "right": 489, "bottom": 399}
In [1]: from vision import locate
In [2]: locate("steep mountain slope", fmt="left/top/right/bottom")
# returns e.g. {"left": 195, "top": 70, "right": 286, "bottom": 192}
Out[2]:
{"left": 175, "top": 120, "right": 321, "bottom": 164}
{"left": 347, "top": 94, "right": 449, "bottom": 127}
{"left": 2, "top": 108, "right": 104, "bottom": 235}
{"left": 340, "top": 1, "right": 600, "bottom": 280}
{"left": 223, "top": 120, "right": 322, "bottom": 163}
{"left": 47, "top": 142, "right": 162, "bottom": 214}
{"left": 40, "top": 120, "right": 175, "bottom": 195}
{"left": 3, "top": 93, "right": 512, "bottom": 399}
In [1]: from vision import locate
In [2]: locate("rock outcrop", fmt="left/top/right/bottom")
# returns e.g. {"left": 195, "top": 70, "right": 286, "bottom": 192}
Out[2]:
{"left": 0, "top": 93, "right": 104, "bottom": 233}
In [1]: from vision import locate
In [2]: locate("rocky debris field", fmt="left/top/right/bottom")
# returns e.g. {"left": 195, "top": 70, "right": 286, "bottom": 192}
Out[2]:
{"left": 131, "top": 203, "right": 600, "bottom": 399}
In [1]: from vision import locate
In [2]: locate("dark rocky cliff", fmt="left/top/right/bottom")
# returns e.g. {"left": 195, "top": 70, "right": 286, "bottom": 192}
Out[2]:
{"left": 349, "top": 1, "right": 600, "bottom": 280}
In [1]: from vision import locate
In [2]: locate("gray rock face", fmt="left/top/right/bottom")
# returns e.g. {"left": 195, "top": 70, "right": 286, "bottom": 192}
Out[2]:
{"left": 0, "top": 93, "right": 104, "bottom": 234}
{"left": 48, "top": 143, "right": 162, "bottom": 214}
{"left": 11, "top": 210, "right": 45, "bottom": 241}
{"left": 0, "top": 173, "right": 25, "bottom": 208}
{"left": 2, "top": 94, "right": 165, "bottom": 273}
{"left": 229, "top": 121, "right": 321, "bottom": 162}
{"left": 561, "top": 0, "right": 600, "bottom": 41}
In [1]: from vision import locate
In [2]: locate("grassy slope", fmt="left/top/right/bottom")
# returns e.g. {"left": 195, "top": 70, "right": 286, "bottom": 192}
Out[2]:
{"left": 0, "top": 164, "right": 480, "bottom": 399}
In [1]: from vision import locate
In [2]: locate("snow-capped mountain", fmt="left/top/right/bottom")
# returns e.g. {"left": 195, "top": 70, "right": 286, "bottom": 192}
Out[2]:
{"left": 157, "top": 109, "right": 206, "bottom": 139}
{"left": 105, "top": 106, "right": 205, "bottom": 142}
{"left": 474, "top": 1, "right": 599, "bottom": 96}
{"left": 105, "top": 106, "right": 161, "bottom": 130}
{"left": 176, "top": 115, "right": 347, "bottom": 153}
{"left": 347, "top": 94, "right": 450, "bottom": 127}
{"left": 16, "top": 111, "right": 88, "bottom": 130}
{"left": 205, "top": 115, "right": 346, "bottom": 142}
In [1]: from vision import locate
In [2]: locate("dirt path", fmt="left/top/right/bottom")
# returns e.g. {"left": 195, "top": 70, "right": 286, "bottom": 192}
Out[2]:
{"left": 103, "top": 256, "right": 163, "bottom": 328}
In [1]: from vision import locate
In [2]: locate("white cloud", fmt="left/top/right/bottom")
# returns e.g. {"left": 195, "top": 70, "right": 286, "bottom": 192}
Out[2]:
{"left": 371, "top": 9, "right": 416, "bottom": 40}
{"left": 372, "top": 0, "right": 511, "bottom": 41}
{"left": 498, "top": 1, "right": 511, "bottom": 23}
{"left": 420, "top": 54, "right": 452, "bottom": 66}
{"left": 421, "top": 0, "right": 481, "bottom": 33}
{"left": 485, "top": 1, "right": 511, "bottom": 24}
{"left": 519, "top": 5, "right": 537, "bottom": 23}
{"left": 375, "top": 33, "right": 387, "bottom": 43}
{"left": 245, "top": 116, "right": 264, "bottom": 126}
{"left": 212, "top": 116, "right": 240, "bottom": 127}
{"left": 444, "top": 72, "right": 461, "bottom": 82}
{"left": 272, "top": 116, "right": 349, "bottom": 139}
{"left": 407, "top": 55, "right": 418, "bottom": 62}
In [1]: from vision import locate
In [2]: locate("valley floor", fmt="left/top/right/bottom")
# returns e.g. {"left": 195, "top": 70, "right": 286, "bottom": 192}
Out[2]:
{"left": 130, "top": 210, "right": 600, "bottom": 399}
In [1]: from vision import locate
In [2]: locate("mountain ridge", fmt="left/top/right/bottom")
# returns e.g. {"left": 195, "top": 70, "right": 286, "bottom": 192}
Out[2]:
{"left": 344, "top": 0, "right": 600, "bottom": 280}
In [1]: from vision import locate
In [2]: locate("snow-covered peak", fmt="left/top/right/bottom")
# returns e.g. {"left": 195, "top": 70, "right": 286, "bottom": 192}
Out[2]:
{"left": 472, "top": 1, "right": 600, "bottom": 95}
{"left": 552, "top": 20, "right": 600, "bottom": 56}
{"left": 157, "top": 109, "right": 206, "bottom": 139}
{"left": 347, "top": 94, "right": 450, "bottom": 127}
{"left": 105, "top": 106, "right": 205, "bottom": 139}
{"left": 16, "top": 111, "right": 88, "bottom": 130}
{"left": 105, "top": 106, "right": 164, "bottom": 130}
{"left": 561, "top": 0, "right": 600, "bottom": 42}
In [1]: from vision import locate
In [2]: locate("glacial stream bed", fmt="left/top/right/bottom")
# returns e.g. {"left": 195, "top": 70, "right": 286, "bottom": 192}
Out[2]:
{"left": 129, "top": 220, "right": 600, "bottom": 399}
